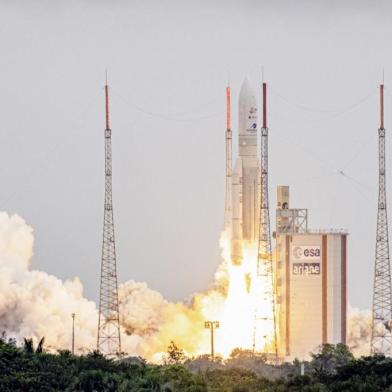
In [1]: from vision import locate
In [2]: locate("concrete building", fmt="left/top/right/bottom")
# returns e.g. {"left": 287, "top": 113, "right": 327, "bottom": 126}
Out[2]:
{"left": 275, "top": 186, "right": 347, "bottom": 360}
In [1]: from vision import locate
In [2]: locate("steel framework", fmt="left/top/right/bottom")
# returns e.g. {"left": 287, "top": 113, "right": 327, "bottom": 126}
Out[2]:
{"left": 97, "top": 80, "right": 122, "bottom": 357}
{"left": 255, "top": 82, "right": 277, "bottom": 356}
{"left": 276, "top": 208, "right": 308, "bottom": 235}
{"left": 371, "top": 84, "right": 392, "bottom": 355}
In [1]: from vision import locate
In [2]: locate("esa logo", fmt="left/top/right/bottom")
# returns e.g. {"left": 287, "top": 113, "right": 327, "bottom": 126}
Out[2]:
{"left": 291, "top": 246, "right": 321, "bottom": 260}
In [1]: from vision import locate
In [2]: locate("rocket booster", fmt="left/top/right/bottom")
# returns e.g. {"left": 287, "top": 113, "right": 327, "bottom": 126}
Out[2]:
{"left": 231, "top": 79, "right": 260, "bottom": 264}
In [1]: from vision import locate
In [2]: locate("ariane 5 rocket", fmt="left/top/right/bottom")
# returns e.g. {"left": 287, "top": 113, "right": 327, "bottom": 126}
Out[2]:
{"left": 229, "top": 79, "right": 260, "bottom": 264}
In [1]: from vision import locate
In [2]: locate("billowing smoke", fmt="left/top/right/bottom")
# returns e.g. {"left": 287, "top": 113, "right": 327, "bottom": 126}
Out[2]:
{"left": 0, "top": 211, "right": 224, "bottom": 358}
{"left": 118, "top": 233, "right": 230, "bottom": 359}
{"left": 347, "top": 307, "right": 372, "bottom": 357}
{"left": 120, "top": 283, "right": 229, "bottom": 359}
{"left": 0, "top": 212, "right": 97, "bottom": 352}
{"left": 0, "top": 211, "right": 375, "bottom": 360}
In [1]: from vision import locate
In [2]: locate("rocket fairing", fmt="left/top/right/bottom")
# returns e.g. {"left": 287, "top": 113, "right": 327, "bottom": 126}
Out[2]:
{"left": 231, "top": 79, "right": 260, "bottom": 264}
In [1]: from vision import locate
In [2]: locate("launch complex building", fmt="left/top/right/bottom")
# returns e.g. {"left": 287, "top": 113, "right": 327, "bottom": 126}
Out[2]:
{"left": 275, "top": 186, "right": 347, "bottom": 360}
{"left": 226, "top": 79, "right": 347, "bottom": 361}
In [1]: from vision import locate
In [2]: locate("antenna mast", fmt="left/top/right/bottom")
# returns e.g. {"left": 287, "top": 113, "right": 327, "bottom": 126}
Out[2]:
{"left": 97, "top": 77, "right": 122, "bottom": 357}
{"left": 225, "top": 83, "right": 233, "bottom": 230}
{"left": 371, "top": 83, "right": 392, "bottom": 355}
{"left": 254, "top": 82, "right": 277, "bottom": 356}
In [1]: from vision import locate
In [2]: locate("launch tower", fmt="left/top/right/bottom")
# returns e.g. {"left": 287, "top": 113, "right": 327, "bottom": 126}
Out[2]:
{"left": 254, "top": 82, "right": 277, "bottom": 355}
{"left": 97, "top": 78, "right": 122, "bottom": 356}
{"left": 371, "top": 83, "right": 392, "bottom": 355}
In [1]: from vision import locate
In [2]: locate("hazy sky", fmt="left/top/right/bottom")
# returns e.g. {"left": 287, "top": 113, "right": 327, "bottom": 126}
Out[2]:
{"left": 0, "top": 0, "right": 391, "bottom": 310}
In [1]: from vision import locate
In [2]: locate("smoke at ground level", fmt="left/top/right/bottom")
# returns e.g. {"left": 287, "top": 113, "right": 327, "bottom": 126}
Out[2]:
{"left": 0, "top": 211, "right": 371, "bottom": 359}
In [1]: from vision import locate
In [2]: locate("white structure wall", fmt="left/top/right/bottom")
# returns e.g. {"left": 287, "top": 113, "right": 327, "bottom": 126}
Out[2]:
{"left": 276, "top": 233, "right": 347, "bottom": 360}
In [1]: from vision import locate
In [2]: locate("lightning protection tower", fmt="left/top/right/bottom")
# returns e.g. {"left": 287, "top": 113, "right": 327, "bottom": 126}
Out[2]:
{"left": 371, "top": 83, "right": 392, "bottom": 355}
{"left": 224, "top": 83, "right": 233, "bottom": 231}
{"left": 255, "top": 82, "right": 277, "bottom": 356}
{"left": 97, "top": 77, "right": 122, "bottom": 357}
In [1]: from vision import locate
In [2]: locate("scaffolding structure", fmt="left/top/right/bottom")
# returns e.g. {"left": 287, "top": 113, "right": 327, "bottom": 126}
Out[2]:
{"left": 371, "top": 84, "right": 392, "bottom": 355}
{"left": 276, "top": 208, "right": 308, "bottom": 235}
{"left": 97, "top": 79, "right": 122, "bottom": 357}
{"left": 254, "top": 82, "right": 277, "bottom": 356}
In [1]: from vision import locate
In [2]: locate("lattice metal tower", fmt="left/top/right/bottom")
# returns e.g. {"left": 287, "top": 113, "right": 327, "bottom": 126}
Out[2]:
{"left": 97, "top": 78, "right": 122, "bottom": 356}
{"left": 371, "top": 83, "right": 392, "bottom": 355}
{"left": 255, "top": 82, "right": 277, "bottom": 356}
{"left": 224, "top": 84, "right": 233, "bottom": 231}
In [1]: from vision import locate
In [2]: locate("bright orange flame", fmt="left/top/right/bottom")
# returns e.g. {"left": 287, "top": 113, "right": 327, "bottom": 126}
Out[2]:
{"left": 135, "top": 230, "right": 276, "bottom": 361}
{"left": 205, "top": 231, "right": 276, "bottom": 357}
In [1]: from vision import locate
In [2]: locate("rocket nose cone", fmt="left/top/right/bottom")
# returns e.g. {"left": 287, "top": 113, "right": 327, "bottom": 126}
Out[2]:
{"left": 239, "top": 78, "right": 255, "bottom": 101}
{"left": 239, "top": 78, "right": 257, "bottom": 113}
{"left": 238, "top": 78, "right": 258, "bottom": 145}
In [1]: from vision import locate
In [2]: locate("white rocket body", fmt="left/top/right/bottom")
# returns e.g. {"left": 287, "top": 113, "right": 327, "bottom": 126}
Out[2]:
{"left": 231, "top": 79, "right": 260, "bottom": 264}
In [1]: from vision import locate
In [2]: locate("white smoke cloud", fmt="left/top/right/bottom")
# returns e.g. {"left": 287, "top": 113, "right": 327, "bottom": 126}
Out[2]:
{"left": 119, "top": 281, "right": 166, "bottom": 337}
{"left": 0, "top": 211, "right": 375, "bottom": 360}
{"left": 347, "top": 306, "right": 371, "bottom": 357}
{"left": 0, "top": 212, "right": 98, "bottom": 352}
{"left": 0, "top": 212, "right": 146, "bottom": 355}
{"left": 0, "top": 211, "right": 215, "bottom": 358}
{"left": 119, "top": 280, "right": 226, "bottom": 360}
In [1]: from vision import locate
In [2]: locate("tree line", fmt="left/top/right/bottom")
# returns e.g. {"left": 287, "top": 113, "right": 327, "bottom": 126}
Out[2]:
{"left": 0, "top": 335, "right": 391, "bottom": 391}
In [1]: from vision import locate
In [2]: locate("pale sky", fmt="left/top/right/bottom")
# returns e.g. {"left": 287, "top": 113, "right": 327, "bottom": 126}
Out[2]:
{"left": 0, "top": 0, "right": 391, "bottom": 310}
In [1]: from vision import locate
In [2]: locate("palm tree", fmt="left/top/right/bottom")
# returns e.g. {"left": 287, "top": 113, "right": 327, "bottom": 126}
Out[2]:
{"left": 23, "top": 337, "right": 45, "bottom": 354}
{"left": 36, "top": 337, "right": 45, "bottom": 353}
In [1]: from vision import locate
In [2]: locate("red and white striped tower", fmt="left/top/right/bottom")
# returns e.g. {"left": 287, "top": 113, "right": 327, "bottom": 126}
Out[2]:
{"left": 97, "top": 76, "right": 122, "bottom": 357}
{"left": 255, "top": 81, "right": 277, "bottom": 356}
{"left": 371, "top": 83, "right": 392, "bottom": 355}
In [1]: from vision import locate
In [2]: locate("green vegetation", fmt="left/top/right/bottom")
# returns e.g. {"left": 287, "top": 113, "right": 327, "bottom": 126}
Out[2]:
{"left": 0, "top": 336, "right": 391, "bottom": 391}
